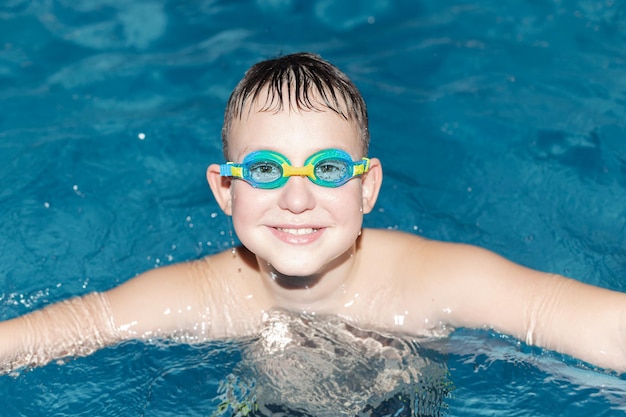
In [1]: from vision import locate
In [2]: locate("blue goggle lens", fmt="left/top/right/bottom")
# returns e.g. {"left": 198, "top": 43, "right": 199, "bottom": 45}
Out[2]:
{"left": 249, "top": 161, "right": 283, "bottom": 183}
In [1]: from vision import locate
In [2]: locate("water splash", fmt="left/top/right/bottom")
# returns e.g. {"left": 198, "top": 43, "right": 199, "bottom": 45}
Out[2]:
{"left": 213, "top": 309, "right": 452, "bottom": 417}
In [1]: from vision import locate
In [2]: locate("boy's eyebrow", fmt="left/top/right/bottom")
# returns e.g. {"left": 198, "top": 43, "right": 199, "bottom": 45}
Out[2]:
{"left": 235, "top": 146, "right": 258, "bottom": 159}
{"left": 229, "top": 147, "right": 359, "bottom": 163}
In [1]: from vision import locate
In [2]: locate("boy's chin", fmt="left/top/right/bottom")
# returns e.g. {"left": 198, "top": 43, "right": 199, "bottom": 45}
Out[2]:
{"left": 259, "top": 243, "right": 357, "bottom": 279}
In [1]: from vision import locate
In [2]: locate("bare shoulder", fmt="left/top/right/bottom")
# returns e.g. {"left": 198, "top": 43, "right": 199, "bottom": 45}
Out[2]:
{"left": 353, "top": 229, "right": 456, "bottom": 333}
{"left": 199, "top": 245, "right": 259, "bottom": 274}
{"left": 354, "top": 229, "right": 538, "bottom": 334}
{"left": 358, "top": 228, "right": 512, "bottom": 271}
{"left": 358, "top": 228, "right": 429, "bottom": 252}
{"left": 357, "top": 228, "right": 434, "bottom": 271}
{"left": 356, "top": 228, "right": 490, "bottom": 287}
{"left": 104, "top": 246, "right": 265, "bottom": 340}
{"left": 195, "top": 247, "right": 268, "bottom": 336}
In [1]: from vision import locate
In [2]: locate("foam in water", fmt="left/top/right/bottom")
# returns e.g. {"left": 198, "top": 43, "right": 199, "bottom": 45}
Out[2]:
{"left": 213, "top": 309, "right": 452, "bottom": 416}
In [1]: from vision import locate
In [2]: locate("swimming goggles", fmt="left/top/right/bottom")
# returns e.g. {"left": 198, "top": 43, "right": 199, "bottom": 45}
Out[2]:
{"left": 219, "top": 148, "right": 370, "bottom": 189}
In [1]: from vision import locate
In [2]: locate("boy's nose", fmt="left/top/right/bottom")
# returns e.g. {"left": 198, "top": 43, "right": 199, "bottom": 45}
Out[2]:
{"left": 277, "top": 175, "right": 316, "bottom": 213}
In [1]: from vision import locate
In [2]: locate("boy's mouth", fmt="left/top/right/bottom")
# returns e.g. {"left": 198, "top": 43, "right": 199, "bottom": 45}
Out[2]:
{"left": 269, "top": 226, "right": 325, "bottom": 245}
{"left": 275, "top": 227, "right": 319, "bottom": 235}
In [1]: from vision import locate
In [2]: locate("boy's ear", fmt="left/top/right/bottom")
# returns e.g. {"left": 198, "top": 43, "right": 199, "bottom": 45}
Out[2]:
{"left": 207, "top": 164, "right": 233, "bottom": 215}
{"left": 361, "top": 157, "right": 383, "bottom": 214}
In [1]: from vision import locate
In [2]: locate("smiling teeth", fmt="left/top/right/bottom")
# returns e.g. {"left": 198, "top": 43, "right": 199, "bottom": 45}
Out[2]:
{"left": 277, "top": 227, "right": 317, "bottom": 235}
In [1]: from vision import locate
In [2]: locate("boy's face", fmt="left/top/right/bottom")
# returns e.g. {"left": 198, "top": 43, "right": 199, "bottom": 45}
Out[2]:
{"left": 209, "top": 97, "right": 381, "bottom": 278}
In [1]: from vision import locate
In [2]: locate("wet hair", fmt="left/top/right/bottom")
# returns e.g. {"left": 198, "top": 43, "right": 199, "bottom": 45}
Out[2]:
{"left": 221, "top": 52, "right": 369, "bottom": 158}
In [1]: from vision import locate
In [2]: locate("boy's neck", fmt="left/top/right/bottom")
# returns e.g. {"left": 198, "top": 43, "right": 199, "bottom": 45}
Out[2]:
{"left": 256, "top": 246, "right": 359, "bottom": 313}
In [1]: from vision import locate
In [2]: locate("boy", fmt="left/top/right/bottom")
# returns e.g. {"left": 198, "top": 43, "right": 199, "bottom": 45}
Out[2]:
{"left": 1, "top": 52, "right": 625, "bottom": 374}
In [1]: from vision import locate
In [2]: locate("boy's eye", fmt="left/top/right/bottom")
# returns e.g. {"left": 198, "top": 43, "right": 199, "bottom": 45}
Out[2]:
{"left": 314, "top": 160, "right": 348, "bottom": 181}
{"left": 249, "top": 161, "right": 282, "bottom": 182}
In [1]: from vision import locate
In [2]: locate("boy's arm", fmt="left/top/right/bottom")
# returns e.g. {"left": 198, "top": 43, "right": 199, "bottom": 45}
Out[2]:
{"left": 0, "top": 260, "right": 213, "bottom": 373}
{"left": 0, "top": 292, "right": 119, "bottom": 372}
{"left": 104, "top": 260, "right": 213, "bottom": 341}
{"left": 420, "top": 241, "right": 626, "bottom": 372}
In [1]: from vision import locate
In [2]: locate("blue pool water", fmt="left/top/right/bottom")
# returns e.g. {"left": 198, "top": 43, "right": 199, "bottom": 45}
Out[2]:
{"left": 1, "top": 0, "right": 626, "bottom": 415}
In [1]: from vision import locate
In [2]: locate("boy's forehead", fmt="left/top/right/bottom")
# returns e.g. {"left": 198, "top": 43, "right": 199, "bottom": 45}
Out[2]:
{"left": 228, "top": 104, "right": 361, "bottom": 158}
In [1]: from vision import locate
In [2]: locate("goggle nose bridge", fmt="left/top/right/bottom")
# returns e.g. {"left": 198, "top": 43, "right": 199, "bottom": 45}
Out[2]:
{"left": 281, "top": 163, "right": 315, "bottom": 178}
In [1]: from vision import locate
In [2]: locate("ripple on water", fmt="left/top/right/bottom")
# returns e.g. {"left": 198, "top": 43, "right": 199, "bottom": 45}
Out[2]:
{"left": 213, "top": 309, "right": 452, "bottom": 417}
